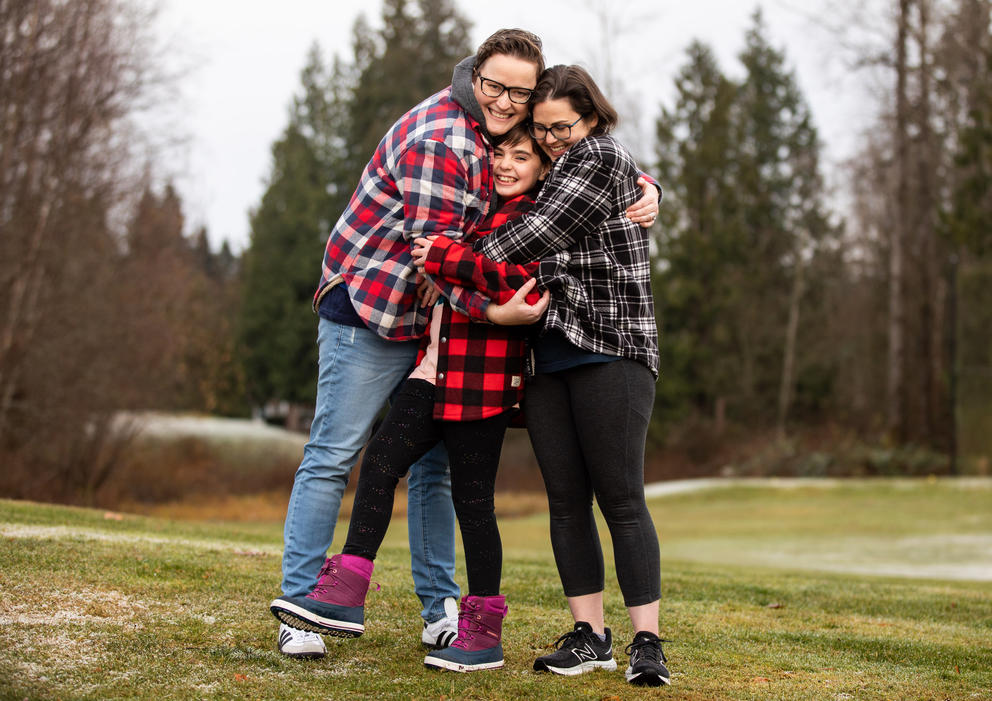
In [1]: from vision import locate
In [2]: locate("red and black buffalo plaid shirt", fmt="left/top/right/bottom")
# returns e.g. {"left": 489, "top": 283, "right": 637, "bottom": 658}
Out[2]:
{"left": 419, "top": 194, "right": 540, "bottom": 422}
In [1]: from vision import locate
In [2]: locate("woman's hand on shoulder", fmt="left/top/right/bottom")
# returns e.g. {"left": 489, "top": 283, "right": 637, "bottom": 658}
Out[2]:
{"left": 626, "top": 177, "right": 658, "bottom": 229}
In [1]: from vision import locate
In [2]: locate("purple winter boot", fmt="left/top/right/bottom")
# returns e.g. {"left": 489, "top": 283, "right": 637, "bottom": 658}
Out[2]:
{"left": 423, "top": 595, "right": 507, "bottom": 672}
{"left": 270, "top": 554, "right": 373, "bottom": 637}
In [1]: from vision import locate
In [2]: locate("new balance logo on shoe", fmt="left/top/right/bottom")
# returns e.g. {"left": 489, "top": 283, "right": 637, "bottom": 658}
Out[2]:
{"left": 533, "top": 622, "right": 617, "bottom": 676}
{"left": 571, "top": 641, "right": 604, "bottom": 663}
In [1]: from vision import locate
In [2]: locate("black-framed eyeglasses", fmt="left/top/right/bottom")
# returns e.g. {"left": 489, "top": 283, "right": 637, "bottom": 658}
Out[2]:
{"left": 528, "top": 114, "right": 587, "bottom": 141}
{"left": 477, "top": 74, "right": 534, "bottom": 104}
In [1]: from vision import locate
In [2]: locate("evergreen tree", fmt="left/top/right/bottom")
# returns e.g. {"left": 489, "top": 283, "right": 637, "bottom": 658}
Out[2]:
{"left": 938, "top": 0, "right": 992, "bottom": 466}
{"left": 184, "top": 226, "right": 247, "bottom": 415}
{"left": 729, "top": 10, "right": 834, "bottom": 425}
{"left": 345, "top": 0, "right": 472, "bottom": 172}
{"left": 653, "top": 41, "right": 741, "bottom": 426}
{"left": 238, "top": 2, "right": 473, "bottom": 414}
{"left": 120, "top": 182, "right": 196, "bottom": 408}
{"left": 239, "top": 44, "right": 341, "bottom": 407}
{"left": 943, "top": 4, "right": 992, "bottom": 257}
{"left": 653, "top": 15, "right": 835, "bottom": 435}
{"left": 119, "top": 183, "right": 248, "bottom": 415}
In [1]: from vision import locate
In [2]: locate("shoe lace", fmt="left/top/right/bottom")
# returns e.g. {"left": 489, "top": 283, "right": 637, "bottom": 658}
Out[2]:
{"left": 625, "top": 637, "right": 671, "bottom": 664}
{"left": 281, "top": 624, "right": 320, "bottom": 644}
{"left": 292, "top": 627, "right": 321, "bottom": 643}
{"left": 553, "top": 627, "right": 590, "bottom": 651}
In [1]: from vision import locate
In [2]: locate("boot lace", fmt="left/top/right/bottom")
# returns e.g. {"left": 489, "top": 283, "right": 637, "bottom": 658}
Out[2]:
{"left": 310, "top": 559, "right": 339, "bottom": 598}
{"left": 310, "top": 559, "right": 379, "bottom": 598}
{"left": 450, "top": 599, "right": 503, "bottom": 650}
{"left": 451, "top": 601, "right": 480, "bottom": 649}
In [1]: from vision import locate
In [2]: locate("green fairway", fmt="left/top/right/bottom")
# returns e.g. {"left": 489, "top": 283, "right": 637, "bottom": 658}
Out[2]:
{"left": 2, "top": 479, "right": 990, "bottom": 700}
{"left": 651, "top": 478, "right": 992, "bottom": 581}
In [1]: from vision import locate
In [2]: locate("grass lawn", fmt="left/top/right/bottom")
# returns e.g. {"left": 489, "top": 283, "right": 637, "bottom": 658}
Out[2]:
{"left": 1, "top": 479, "right": 990, "bottom": 700}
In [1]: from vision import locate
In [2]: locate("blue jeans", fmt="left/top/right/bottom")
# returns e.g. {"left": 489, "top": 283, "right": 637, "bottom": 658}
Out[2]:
{"left": 281, "top": 318, "right": 459, "bottom": 622}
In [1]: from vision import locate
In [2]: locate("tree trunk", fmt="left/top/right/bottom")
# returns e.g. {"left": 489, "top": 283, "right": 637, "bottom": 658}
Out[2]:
{"left": 777, "top": 243, "right": 805, "bottom": 439}
{"left": 888, "top": 0, "right": 911, "bottom": 443}
{"left": 915, "top": 0, "right": 940, "bottom": 446}
{"left": 946, "top": 252, "right": 959, "bottom": 474}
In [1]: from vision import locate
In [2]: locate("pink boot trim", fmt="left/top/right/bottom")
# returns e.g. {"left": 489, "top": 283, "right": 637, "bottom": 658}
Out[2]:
{"left": 339, "top": 553, "right": 374, "bottom": 579}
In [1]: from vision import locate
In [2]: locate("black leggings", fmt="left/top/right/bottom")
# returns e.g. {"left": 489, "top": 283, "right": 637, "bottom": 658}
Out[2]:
{"left": 524, "top": 359, "right": 661, "bottom": 607}
{"left": 342, "top": 379, "right": 510, "bottom": 596}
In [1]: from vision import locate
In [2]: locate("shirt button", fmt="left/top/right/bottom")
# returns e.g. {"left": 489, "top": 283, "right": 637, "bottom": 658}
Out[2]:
{"left": 438, "top": 372, "right": 444, "bottom": 380}
{"left": 440, "top": 337, "right": 447, "bottom": 343}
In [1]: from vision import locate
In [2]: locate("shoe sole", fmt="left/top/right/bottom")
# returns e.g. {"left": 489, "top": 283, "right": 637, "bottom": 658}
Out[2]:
{"left": 625, "top": 670, "right": 671, "bottom": 686}
{"left": 278, "top": 648, "right": 326, "bottom": 659}
{"left": 535, "top": 659, "right": 618, "bottom": 676}
{"left": 423, "top": 655, "right": 504, "bottom": 673}
{"left": 270, "top": 599, "right": 364, "bottom": 637}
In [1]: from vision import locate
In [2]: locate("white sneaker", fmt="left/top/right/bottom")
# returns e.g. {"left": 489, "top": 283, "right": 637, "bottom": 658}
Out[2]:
{"left": 421, "top": 597, "right": 459, "bottom": 649}
{"left": 278, "top": 622, "right": 326, "bottom": 658}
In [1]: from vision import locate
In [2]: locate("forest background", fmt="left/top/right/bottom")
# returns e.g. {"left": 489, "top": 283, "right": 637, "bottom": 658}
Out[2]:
{"left": 2, "top": 0, "right": 991, "bottom": 509}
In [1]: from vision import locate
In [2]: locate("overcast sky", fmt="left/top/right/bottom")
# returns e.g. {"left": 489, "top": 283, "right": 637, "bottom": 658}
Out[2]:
{"left": 154, "top": 0, "right": 878, "bottom": 251}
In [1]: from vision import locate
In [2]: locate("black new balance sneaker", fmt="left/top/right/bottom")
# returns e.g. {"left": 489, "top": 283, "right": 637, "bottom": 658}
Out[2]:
{"left": 624, "top": 631, "right": 671, "bottom": 686}
{"left": 533, "top": 621, "right": 617, "bottom": 676}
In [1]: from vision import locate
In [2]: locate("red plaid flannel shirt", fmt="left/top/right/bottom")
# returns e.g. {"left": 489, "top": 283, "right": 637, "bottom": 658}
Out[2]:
{"left": 419, "top": 194, "right": 540, "bottom": 421}
{"left": 313, "top": 85, "right": 493, "bottom": 340}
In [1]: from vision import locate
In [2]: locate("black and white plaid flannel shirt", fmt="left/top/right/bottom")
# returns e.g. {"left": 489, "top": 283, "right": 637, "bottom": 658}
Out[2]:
{"left": 475, "top": 134, "right": 660, "bottom": 378}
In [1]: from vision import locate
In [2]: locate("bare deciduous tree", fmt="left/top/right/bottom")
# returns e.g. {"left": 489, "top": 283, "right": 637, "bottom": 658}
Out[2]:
{"left": 0, "top": 0, "right": 164, "bottom": 502}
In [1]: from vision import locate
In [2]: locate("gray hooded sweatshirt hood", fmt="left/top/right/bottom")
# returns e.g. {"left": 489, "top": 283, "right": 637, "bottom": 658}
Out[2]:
{"left": 450, "top": 56, "right": 493, "bottom": 143}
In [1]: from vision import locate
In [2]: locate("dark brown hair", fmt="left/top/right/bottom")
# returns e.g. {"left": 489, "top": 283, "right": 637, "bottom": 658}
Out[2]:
{"left": 532, "top": 65, "right": 618, "bottom": 136}
{"left": 500, "top": 123, "right": 552, "bottom": 169}
{"left": 474, "top": 29, "right": 545, "bottom": 76}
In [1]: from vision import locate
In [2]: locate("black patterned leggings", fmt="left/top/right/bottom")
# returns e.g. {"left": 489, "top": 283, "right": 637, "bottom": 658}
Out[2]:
{"left": 524, "top": 359, "right": 661, "bottom": 607}
{"left": 342, "top": 378, "right": 510, "bottom": 596}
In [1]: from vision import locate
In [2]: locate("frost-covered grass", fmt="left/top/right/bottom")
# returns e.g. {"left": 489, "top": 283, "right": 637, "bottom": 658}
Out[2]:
{"left": 107, "top": 412, "right": 306, "bottom": 505}
{"left": 2, "top": 480, "right": 991, "bottom": 700}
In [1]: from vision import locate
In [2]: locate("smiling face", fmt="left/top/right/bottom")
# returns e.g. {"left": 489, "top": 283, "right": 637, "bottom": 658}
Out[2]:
{"left": 531, "top": 98, "right": 598, "bottom": 161}
{"left": 472, "top": 54, "right": 539, "bottom": 136}
{"left": 492, "top": 136, "right": 548, "bottom": 199}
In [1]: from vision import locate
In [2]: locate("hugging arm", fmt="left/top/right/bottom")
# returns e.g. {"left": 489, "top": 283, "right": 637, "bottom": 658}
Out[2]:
{"left": 398, "top": 140, "right": 491, "bottom": 321}
{"left": 627, "top": 174, "right": 662, "bottom": 226}
{"left": 417, "top": 236, "right": 542, "bottom": 305}
{"left": 475, "top": 149, "right": 618, "bottom": 264}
